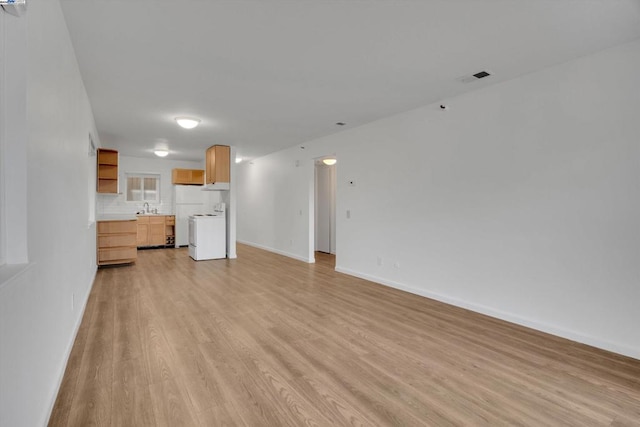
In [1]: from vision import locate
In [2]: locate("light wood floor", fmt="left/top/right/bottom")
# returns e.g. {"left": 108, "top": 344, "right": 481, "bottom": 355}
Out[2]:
{"left": 49, "top": 244, "right": 640, "bottom": 426}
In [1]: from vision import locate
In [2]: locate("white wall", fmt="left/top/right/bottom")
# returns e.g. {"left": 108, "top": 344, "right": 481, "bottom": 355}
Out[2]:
{"left": 237, "top": 150, "right": 315, "bottom": 262}
{"left": 237, "top": 38, "right": 640, "bottom": 359}
{"left": 0, "top": 1, "right": 102, "bottom": 426}
{"left": 97, "top": 155, "right": 205, "bottom": 215}
{"left": 0, "top": 4, "right": 28, "bottom": 266}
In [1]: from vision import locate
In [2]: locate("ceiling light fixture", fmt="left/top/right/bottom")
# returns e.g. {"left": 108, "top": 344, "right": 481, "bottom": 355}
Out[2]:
{"left": 235, "top": 157, "right": 242, "bottom": 164}
{"left": 154, "top": 149, "right": 169, "bottom": 157}
{"left": 175, "top": 117, "right": 200, "bottom": 129}
{"left": 322, "top": 158, "right": 337, "bottom": 166}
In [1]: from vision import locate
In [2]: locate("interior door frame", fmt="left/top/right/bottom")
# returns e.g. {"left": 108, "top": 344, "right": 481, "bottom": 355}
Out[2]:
{"left": 311, "top": 156, "right": 337, "bottom": 262}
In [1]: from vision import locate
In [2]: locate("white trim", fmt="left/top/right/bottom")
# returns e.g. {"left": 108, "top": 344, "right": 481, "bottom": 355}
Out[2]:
{"left": 335, "top": 265, "right": 640, "bottom": 360}
{"left": 237, "top": 239, "right": 314, "bottom": 263}
{"left": 0, "top": 262, "right": 31, "bottom": 291}
{"left": 44, "top": 267, "right": 97, "bottom": 425}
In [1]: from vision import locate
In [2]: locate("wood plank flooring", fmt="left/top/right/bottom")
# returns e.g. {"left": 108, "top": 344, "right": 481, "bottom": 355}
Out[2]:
{"left": 49, "top": 244, "right": 640, "bottom": 426}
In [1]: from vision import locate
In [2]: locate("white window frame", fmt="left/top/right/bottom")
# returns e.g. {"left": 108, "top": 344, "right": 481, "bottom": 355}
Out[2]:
{"left": 125, "top": 173, "right": 161, "bottom": 203}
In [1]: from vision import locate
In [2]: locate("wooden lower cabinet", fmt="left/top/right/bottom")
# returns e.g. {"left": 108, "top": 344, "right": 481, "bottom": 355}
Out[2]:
{"left": 97, "top": 220, "right": 137, "bottom": 266}
{"left": 137, "top": 215, "right": 176, "bottom": 247}
{"left": 98, "top": 247, "right": 137, "bottom": 264}
{"left": 165, "top": 216, "right": 175, "bottom": 246}
{"left": 98, "top": 233, "right": 136, "bottom": 248}
{"left": 137, "top": 219, "right": 149, "bottom": 246}
{"left": 149, "top": 216, "right": 165, "bottom": 246}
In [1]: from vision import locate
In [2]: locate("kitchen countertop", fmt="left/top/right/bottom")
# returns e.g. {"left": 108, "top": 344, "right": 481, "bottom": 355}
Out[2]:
{"left": 97, "top": 213, "right": 174, "bottom": 221}
{"left": 97, "top": 214, "right": 138, "bottom": 221}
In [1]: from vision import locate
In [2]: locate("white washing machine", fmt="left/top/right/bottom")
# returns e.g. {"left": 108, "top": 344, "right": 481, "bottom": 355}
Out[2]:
{"left": 188, "top": 214, "right": 226, "bottom": 260}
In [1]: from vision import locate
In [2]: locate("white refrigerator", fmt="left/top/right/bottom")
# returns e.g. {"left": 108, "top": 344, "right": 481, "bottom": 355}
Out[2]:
{"left": 173, "top": 185, "right": 219, "bottom": 247}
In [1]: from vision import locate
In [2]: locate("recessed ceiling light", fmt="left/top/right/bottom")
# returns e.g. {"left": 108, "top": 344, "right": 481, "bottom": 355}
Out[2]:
{"left": 322, "top": 158, "right": 337, "bottom": 166}
{"left": 235, "top": 157, "right": 242, "bottom": 164}
{"left": 175, "top": 117, "right": 200, "bottom": 129}
{"left": 154, "top": 149, "right": 169, "bottom": 157}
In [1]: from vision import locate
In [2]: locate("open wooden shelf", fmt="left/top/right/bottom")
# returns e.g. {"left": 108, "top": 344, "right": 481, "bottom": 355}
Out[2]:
{"left": 97, "top": 148, "right": 119, "bottom": 194}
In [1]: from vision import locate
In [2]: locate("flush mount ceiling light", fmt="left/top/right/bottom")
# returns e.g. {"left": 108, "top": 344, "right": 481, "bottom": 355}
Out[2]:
{"left": 235, "top": 157, "right": 243, "bottom": 164}
{"left": 175, "top": 117, "right": 200, "bottom": 129}
{"left": 154, "top": 139, "right": 169, "bottom": 157}
{"left": 322, "top": 158, "right": 337, "bottom": 166}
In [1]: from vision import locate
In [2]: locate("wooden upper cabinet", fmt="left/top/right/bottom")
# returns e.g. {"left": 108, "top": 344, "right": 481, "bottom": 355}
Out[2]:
{"left": 205, "top": 145, "right": 230, "bottom": 184}
{"left": 97, "top": 148, "right": 119, "bottom": 193}
{"left": 172, "top": 168, "right": 205, "bottom": 185}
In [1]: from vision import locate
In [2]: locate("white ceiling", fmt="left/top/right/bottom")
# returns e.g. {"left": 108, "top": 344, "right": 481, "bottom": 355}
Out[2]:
{"left": 59, "top": 0, "right": 640, "bottom": 162}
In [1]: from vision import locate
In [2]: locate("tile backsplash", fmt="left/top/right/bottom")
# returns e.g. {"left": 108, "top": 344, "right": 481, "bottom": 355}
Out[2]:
{"left": 97, "top": 193, "right": 172, "bottom": 215}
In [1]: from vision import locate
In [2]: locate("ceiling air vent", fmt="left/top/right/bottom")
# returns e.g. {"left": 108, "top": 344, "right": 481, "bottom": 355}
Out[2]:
{"left": 458, "top": 70, "right": 492, "bottom": 83}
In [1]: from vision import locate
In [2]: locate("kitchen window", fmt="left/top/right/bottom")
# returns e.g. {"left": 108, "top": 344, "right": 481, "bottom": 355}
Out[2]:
{"left": 126, "top": 173, "right": 160, "bottom": 202}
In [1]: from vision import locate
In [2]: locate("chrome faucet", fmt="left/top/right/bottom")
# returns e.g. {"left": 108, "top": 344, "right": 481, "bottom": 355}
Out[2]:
{"left": 143, "top": 202, "right": 150, "bottom": 213}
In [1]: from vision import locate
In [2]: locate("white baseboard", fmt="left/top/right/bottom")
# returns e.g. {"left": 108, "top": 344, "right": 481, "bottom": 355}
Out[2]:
{"left": 45, "top": 266, "right": 97, "bottom": 424}
{"left": 237, "top": 240, "right": 313, "bottom": 263}
{"left": 335, "top": 265, "right": 639, "bottom": 360}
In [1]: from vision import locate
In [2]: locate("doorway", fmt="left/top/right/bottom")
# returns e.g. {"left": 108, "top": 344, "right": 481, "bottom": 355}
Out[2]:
{"left": 314, "top": 159, "right": 336, "bottom": 264}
